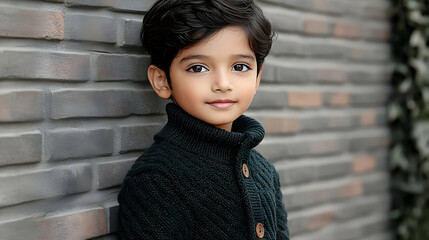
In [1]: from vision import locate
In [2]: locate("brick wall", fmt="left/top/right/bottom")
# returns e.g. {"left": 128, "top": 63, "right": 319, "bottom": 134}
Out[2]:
{"left": 0, "top": 0, "right": 392, "bottom": 239}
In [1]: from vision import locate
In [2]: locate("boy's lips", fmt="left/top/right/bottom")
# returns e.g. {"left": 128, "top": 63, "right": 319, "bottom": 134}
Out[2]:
{"left": 207, "top": 99, "right": 237, "bottom": 109}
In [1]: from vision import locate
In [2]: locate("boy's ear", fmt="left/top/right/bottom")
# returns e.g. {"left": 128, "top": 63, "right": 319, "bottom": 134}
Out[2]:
{"left": 255, "top": 65, "right": 263, "bottom": 91}
{"left": 147, "top": 64, "right": 172, "bottom": 99}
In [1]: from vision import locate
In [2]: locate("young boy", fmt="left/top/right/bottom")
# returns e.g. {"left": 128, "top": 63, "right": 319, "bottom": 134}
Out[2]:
{"left": 117, "top": 0, "right": 290, "bottom": 239}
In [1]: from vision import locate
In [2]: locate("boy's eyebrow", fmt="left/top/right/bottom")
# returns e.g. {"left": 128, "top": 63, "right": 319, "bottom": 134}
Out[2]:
{"left": 180, "top": 55, "right": 208, "bottom": 62}
{"left": 180, "top": 54, "right": 255, "bottom": 62}
{"left": 233, "top": 54, "right": 255, "bottom": 61}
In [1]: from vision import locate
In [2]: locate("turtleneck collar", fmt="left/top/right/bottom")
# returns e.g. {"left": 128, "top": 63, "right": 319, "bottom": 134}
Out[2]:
{"left": 154, "top": 103, "right": 265, "bottom": 164}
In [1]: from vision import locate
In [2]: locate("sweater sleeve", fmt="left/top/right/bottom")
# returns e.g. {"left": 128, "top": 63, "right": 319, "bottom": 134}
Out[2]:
{"left": 117, "top": 172, "right": 193, "bottom": 240}
{"left": 274, "top": 170, "right": 290, "bottom": 240}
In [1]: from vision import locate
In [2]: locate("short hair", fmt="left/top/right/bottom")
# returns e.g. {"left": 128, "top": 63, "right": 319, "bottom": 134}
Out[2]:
{"left": 141, "top": 0, "right": 274, "bottom": 84}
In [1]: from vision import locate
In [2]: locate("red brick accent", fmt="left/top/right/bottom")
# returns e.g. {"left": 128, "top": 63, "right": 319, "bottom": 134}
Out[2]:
{"left": 338, "top": 181, "right": 363, "bottom": 199}
{"left": 360, "top": 110, "right": 377, "bottom": 126}
{"left": 333, "top": 22, "right": 363, "bottom": 39}
{"left": 329, "top": 93, "right": 350, "bottom": 107}
{"left": 265, "top": 117, "right": 301, "bottom": 134}
{"left": 303, "top": 18, "right": 330, "bottom": 36}
{"left": 353, "top": 155, "right": 376, "bottom": 173}
{"left": 307, "top": 208, "right": 336, "bottom": 230}
{"left": 366, "top": 25, "right": 390, "bottom": 41}
{"left": 288, "top": 92, "right": 322, "bottom": 108}
{"left": 315, "top": 69, "right": 347, "bottom": 83}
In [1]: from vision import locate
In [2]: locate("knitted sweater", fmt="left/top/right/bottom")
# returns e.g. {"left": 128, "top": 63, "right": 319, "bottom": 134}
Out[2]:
{"left": 117, "top": 103, "right": 290, "bottom": 240}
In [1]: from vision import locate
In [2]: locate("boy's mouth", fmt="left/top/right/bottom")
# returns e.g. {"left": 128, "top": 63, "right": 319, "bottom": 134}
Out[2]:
{"left": 207, "top": 99, "right": 237, "bottom": 109}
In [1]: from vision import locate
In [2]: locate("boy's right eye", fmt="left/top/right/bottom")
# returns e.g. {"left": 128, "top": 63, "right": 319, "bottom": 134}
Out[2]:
{"left": 187, "top": 65, "right": 208, "bottom": 73}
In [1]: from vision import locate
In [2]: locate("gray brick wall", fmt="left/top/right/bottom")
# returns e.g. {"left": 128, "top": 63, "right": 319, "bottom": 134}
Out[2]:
{"left": 0, "top": 0, "right": 392, "bottom": 239}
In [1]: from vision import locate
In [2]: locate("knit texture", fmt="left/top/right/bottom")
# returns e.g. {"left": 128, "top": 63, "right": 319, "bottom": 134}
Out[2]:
{"left": 117, "top": 103, "right": 289, "bottom": 240}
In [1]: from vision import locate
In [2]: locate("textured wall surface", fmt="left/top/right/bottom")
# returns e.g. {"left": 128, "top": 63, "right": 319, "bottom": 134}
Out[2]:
{"left": 0, "top": 0, "right": 392, "bottom": 239}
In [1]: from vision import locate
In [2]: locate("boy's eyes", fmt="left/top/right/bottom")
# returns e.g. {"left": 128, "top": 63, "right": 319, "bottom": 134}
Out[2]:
{"left": 187, "top": 65, "right": 208, "bottom": 73}
{"left": 232, "top": 64, "right": 250, "bottom": 72}
{"left": 186, "top": 64, "right": 251, "bottom": 73}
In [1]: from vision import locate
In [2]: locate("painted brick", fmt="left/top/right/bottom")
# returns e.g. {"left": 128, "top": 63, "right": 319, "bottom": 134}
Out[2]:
{"left": 46, "top": 128, "right": 114, "bottom": 161}
{"left": 313, "top": 68, "right": 347, "bottom": 83}
{"left": 0, "top": 90, "right": 44, "bottom": 122}
{"left": 362, "top": 173, "right": 390, "bottom": 195}
{"left": 337, "top": 180, "right": 363, "bottom": 199}
{"left": 313, "top": 0, "right": 345, "bottom": 15}
{"left": 118, "top": 18, "right": 142, "bottom": 47}
{"left": 258, "top": 136, "right": 345, "bottom": 161}
{"left": 93, "top": 53, "right": 150, "bottom": 81}
{"left": 51, "top": 89, "right": 167, "bottom": 119}
{"left": 361, "top": 3, "right": 389, "bottom": 20}
{"left": 284, "top": 179, "right": 362, "bottom": 209}
{"left": 304, "top": 42, "right": 344, "bottom": 59}
{"left": 0, "top": 164, "right": 92, "bottom": 207}
{"left": 277, "top": 157, "right": 350, "bottom": 185}
{"left": 353, "top": 155, "right": 376, "bottom": 173}
{"left": 271, "top": 35, "right": 304, "bottom": 56}
{"left": 348, "top": 129, "right": 390, "bottom": 152}
{"left": 65, "top": 13, "right": 116, "bottom": 43}
{"left": 264, "top": 117, "right": 300, "bottom": 135}
{"left": 326, "top": 92, "right": 350, "bottom": 107}
{"left": 333, "top": 21, "right": 363, "bottom": 39}
{"left": 0, "top": 208, "right": 106, "bottom": 240}
{"left": 288, "top": 92, "right": 322, "bottom": 108}
{"left": 336, "top": 195, "right": 390, "bottom": 220}
{"left": 326, "top": 114, "right": 356, "bottom": 129}
{"left": 260, "top": 62, "right": 276, "bottom": 82}
{"left": 0, "top": 6, "right": 64, "bottom": 40}
{"left": 250, "top": 90, "right": 287, "bottom": 109}
{"left": 112, "top": 0, "right": 157, "bottom": 12}
{"left": 61, "top": 0, "right": 156, "bottom": 12}
{"left": 0, "top": 50, "right": 90, "bottom": 81}
{"left": 276, "top": 64, "right": 312, "bottom": 83}
{"left": 51, "top": 89, "right": 133, "bottom": 119}
{"left": 96, "top": 158, "right": 135, "bottom": 189}
{"left": 364, "top": 23, "right": 390, "bottom": 42}
{"left": 301, "top": 114, "right": 355, "bottom": 132}
{"left": 120, "top": 123, "right": 163, "bottom": 153}
{"left": 288, "top": 206, "right": 336, "bottom": 235}
{"left": 264, "top": 8, "right": 303, "bottom": 33}
{"left": 347, "top": 45, "right": 391, "bottom": 62}
{"left": 0, "top": 132, "right": 42, "bottom": 167}
{"left": 350, "top": 90, "right": 389, "bottom": 106}
{"left": 292, "top": 214, "right": 389, "bottom": 240}
{"left": 306, "top": 208, "right": 336, "bottom": 230}
{"left": 133, "top": 90, "right": 169, "bottom": 115}
{"left": 360, "top": 109, "right": 377, "bottom": 126}
{"left": 303, "top": 17, "right": 331, "bottom": 36}
{"left": 348, "top": 68, "right": 391, "bottom": 85}
{"left": 316, "top": 158, "right": 351, "bottom": 180}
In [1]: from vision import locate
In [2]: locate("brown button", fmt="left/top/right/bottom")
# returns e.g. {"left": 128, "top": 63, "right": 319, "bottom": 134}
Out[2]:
{"left": 256, "top": 223, "right": 264, "bottom": 239}
{"left": 242, "top": 163, "right": 249, "bottom": 178}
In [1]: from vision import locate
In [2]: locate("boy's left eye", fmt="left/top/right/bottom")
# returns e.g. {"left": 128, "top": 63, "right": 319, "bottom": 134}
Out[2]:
{"left": 232, "top": 64, "right": 250, "bottom": 72}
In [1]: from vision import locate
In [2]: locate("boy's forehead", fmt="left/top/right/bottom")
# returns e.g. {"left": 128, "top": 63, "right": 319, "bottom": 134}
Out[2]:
{"left": 176, "top": 26, "right": 255, "bottom": 59}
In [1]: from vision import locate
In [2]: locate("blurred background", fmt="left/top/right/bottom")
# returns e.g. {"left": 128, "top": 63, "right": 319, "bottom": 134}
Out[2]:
{"left": 0, "top": 0, "right": 427, "bottom": 239}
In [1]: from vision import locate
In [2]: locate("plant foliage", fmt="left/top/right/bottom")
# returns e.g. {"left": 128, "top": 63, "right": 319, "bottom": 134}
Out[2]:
{"left": 389, "top": 0, "right": 429, "bottom": 239}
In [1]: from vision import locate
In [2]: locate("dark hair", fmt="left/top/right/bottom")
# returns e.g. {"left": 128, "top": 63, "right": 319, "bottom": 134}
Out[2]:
{"left": 141, "top": 0, "right": 274, "bottom": 84}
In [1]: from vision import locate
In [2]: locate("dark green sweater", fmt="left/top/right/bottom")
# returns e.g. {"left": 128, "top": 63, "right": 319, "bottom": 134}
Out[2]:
{"left": 117, "top": 103, "right": 289, "bottom": 239}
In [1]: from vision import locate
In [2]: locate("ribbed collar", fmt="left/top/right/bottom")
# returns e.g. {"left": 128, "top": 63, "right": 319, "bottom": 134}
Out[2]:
{"left": 154, "top": 103, "right": 265, "bottom": 164}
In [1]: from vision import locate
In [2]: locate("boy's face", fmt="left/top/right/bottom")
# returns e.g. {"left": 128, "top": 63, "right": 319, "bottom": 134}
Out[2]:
{"left": 150, "top": 26, "right": 261, "bottom": 132}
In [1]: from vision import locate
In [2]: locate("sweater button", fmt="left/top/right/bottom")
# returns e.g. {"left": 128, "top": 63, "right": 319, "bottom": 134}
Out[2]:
{"left": 242, "top": 164, "right": 249, "bottom": 178}
{"left": 256, "top": 223, "right": 264, "bottom": 238}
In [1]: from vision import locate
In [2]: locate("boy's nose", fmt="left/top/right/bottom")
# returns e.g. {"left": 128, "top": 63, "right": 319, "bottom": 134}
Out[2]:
{"left": 212, "top": 71, "right": 233, "bottom": 92}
